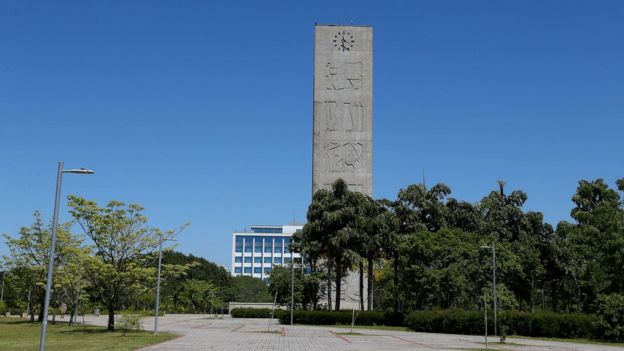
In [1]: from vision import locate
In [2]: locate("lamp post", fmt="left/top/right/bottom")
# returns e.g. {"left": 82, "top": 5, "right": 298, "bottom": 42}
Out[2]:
{"left": 154, "top": 234, "right": 176, "bottom": 334}
{"left": 1, "top": 270, "right": 5, "bottom": 302}
{"left": 290, "top": 260, "right": 295, "bottom": 325}
{"left": 39, "top": 162, "right": 94, "bottom": 351}
{"left": 480, "top": 243, "right": 497, "bottom": 336}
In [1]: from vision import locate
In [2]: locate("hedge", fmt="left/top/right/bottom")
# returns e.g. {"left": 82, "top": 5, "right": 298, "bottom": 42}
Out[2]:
{"left": 231, "top": 307, "right": 596, "bottom": 340}
{"left": 277, "top": 310, "right": 404, "bottom": 326}
{"left": 405, "top": 310, "right": 595, "bottom": 339}
{"left": 230, "top": 308, "right": 278, "bottom": 318}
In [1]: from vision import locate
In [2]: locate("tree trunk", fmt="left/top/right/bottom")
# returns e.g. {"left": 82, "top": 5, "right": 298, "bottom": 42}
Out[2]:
{"left": 393, "top": 252, "right": 400, "bottom": 313}
{"left": 335, "top": 259, "right": 342, "bottom": 311}
{"left": 530, "top": 275, "right": 535, "bottom": 313}
{"left": 107, "top": 302, "right": 115, "bottom": 331}
{"left": 69, "top": 303, "right": 77, "bottom": 326}
{"left": 327, "top": 259, "right": 333, "bottom": 312}
{"left": 38, "top": 296, "right": 45, "bottom": 322}
{"left": 367, "top": 256, "right": 374, "bottom": 311}
{"left": 359, "top": 260, "right": 364, "bottom": 311}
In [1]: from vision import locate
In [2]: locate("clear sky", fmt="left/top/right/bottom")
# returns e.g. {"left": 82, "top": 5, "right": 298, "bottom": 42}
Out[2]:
{"left": 1, "top": 1, "right": 623, "bottom": 269}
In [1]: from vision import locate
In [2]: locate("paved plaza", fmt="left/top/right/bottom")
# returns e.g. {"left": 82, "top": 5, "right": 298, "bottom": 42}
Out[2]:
{"left": 81, "top": 314, "right": 624, "bottom": 351}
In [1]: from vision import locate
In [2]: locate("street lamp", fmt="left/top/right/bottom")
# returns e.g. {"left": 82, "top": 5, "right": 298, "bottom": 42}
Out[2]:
{"left": 480, "top": 243, "right": 497, "bottom": 336}
{"left": 39, "top": 162, "right": 94, "bottom": 351}
{"left": 154, "top": 234, "right": 176, "bottom": 334}
{"left": 290, "top": 260, "right": 295, "bottom": 325}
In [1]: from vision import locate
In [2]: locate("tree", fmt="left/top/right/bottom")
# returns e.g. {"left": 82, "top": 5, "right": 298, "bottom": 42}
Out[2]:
{"left": 268, "top": 265, "right": 302, "bottom": 306}
{"left": 555, "top": 179, "right": 624, "bottom": 312}
{"left": 2, "top": 212, "right": 82, "bottom": 322}
{"left": 227, "top": 276, "right": 272, "bottom": 302}
{"left": 302, "top": 179, "right": 361, "bottom": 311}
{"left": 67, "top": 195, "right": 187, "bottom": 330}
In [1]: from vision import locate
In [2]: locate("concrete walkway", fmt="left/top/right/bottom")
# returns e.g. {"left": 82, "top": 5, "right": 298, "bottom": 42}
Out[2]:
{"left": 83, "top": 314, "right": 624, "bottom": 351}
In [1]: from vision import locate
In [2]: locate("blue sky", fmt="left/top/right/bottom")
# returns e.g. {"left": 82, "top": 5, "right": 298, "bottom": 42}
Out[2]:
{"left": 1, "top": 1, "right": 623, "bottom": 269}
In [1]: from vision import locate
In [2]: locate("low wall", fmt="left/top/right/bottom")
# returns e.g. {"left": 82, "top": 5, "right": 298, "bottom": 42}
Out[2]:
{"left": 228, "top": 302, "right": 285, "bottom": 310}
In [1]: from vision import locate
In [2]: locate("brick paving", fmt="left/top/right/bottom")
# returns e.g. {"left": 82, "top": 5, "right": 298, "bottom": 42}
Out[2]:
{"left": 82, "top": 314, "right": 624, "bottom": 350}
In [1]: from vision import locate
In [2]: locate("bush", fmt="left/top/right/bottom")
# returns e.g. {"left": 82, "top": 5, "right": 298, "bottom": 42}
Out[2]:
{"left": 0, "top": 301, "right": 6, "bottom": 315}
{"left": 277, "top": 310, "right": 405, "bottom": 326}
{"left": 116, "top": 314, "right": 143, "bottom": 335}
{"left": 405, "top": 310, "right": 595, "bottom": 339}
{"left": 595, "top": 293, "right": 624, "bottom": 341}
{"left": 230, "top": 308, "right": 277, "bottom": 318}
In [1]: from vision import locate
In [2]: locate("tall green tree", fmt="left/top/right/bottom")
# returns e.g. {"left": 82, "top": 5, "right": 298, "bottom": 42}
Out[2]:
{"left": 2, "top": 212, "right": 82, "bottom": 322}
{"left": 302, "top": 179, "right": 361, "bottom": 311}
{"left": 67, "top": 195, "right": 187, "bottom": 330}
{"left": 556, "top": 179, "right": 624, "bottom": 312}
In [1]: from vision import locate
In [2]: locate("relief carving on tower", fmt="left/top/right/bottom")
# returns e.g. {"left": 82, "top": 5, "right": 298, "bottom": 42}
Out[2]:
{"left": 324, "top": 62, "right": 363, "bottom": 90}
{"left": 324, "top": 141, "right": 363, "bottom": 172}
{"left": 315, "top": 101, "right": 364, "bottom": 131}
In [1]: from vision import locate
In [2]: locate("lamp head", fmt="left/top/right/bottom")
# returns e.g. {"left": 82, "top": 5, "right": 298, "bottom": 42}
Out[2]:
{"left": 63, "top": 168, "right": 95, "bottom": 174}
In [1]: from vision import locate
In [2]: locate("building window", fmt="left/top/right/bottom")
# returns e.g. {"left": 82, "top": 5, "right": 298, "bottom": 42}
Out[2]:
{"left": 264, "top": 267, "right": 272, "bottom": 273}
{"left": 274, "top": 257, "right": 282, "bottom": 264}
{"left": 234, "top": 267, "right": 242, "bottom": 274}
{"left": 254, "top": 239, "right": 262, "bottom": 253}
{"left": 274, "top": 237, "right": 283, "bottom": 253}
{"left": 244, "top": 267, "right": 251, "bottom": 274}
{"left": 235, "top": 235, "right": 244, "bottom": 252}
{"left": 284, "top": 238, "right": 291, "bottom": 253}
{"left": 284, "top": 257, "right": 292, "bottom": 264}
{"left": 264, "top": 237, "right": 273, "bottom": 253}
{"left": 244, "top": 257, "right": 252, "bottom": 263}
{"left": 254, "top": 257, "right": 261, "bottom": 263}
{"left": 252, "top": 227, "right": 282, "bottom": 233}
{"left": 264, "top": 257, "right": 271, "bottom": 263}
{"left": 235, "top": 257, "right": 242, "bottom": 263}
{"left": 254, "top": 267, "right": 261, "bottom": 274}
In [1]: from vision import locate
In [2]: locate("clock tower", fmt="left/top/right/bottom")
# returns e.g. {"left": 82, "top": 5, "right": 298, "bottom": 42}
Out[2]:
{"left": 312, "top": 24, "right": 373, "bottom": 197}
{"left": 312, "top": 24, "right": 373, "bottom": 309}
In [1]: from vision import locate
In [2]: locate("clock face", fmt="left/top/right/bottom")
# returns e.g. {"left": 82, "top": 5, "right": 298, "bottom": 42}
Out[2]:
{"left": 333, "top": 31, "right": 355, "bottom": 52}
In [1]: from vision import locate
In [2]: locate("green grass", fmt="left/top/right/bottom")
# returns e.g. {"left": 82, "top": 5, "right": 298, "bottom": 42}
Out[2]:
{"left": 334, "top": 331, "right": 364, "bottom": 336}
{"left": 507, "top": 335, "right": 624, "bottom": 347}
{"left": 0, "top": 317, "right": 178, "bottom": 351}
{"left": 323, "top": 324, "right": 409, "bottom": 332}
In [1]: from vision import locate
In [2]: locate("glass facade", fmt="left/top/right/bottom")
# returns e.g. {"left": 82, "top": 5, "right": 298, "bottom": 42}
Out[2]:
{"left": 232, "top": 226, "right": 303, "bottom": 279}
{"left": 252, "top": 227, "right": 282, "bottom": 233}
{"left": 284, "top": 238, "right": 291, "bottom": 253}
{"left": 264, "top": 238, "right": 273, "bottom": 253}
{"left": 235, "top": 236, "right": 243, "bottom": 252}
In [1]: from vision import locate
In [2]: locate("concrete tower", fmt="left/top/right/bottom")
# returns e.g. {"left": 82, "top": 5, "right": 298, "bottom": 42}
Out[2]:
{"left": 313, "top": 24, "right": 373, "bottom": 196}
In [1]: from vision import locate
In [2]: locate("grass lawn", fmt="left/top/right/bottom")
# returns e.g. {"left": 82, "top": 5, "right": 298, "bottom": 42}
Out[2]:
{"left": 507, "top": 335, "right": 624, "bottom": 347}
{"left": 0, "top": 317, "right": 178, "bottom": 351}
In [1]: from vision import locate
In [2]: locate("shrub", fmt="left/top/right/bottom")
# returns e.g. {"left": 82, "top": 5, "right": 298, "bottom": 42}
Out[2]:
{"left": 405, "top": 310, "right": 595, "bottom": 339}
{"left": 595, "top": 293, "right": 624, "bottom": 341}
{"left": 116, "top": 314, "right": 143, "bottom": 335}
{"left": 277, "top": 310, "right": 405, "bottom": 326}
{"left": 0, "top": 301, "right": 6, "bottom": 315}
{"left": 230, "top": 308, "right": 277, "bottom": 318}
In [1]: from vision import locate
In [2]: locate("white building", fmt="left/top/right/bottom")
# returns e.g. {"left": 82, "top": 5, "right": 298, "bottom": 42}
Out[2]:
{"left": 231, "top": 224, "right": 303, "bottom": 280}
